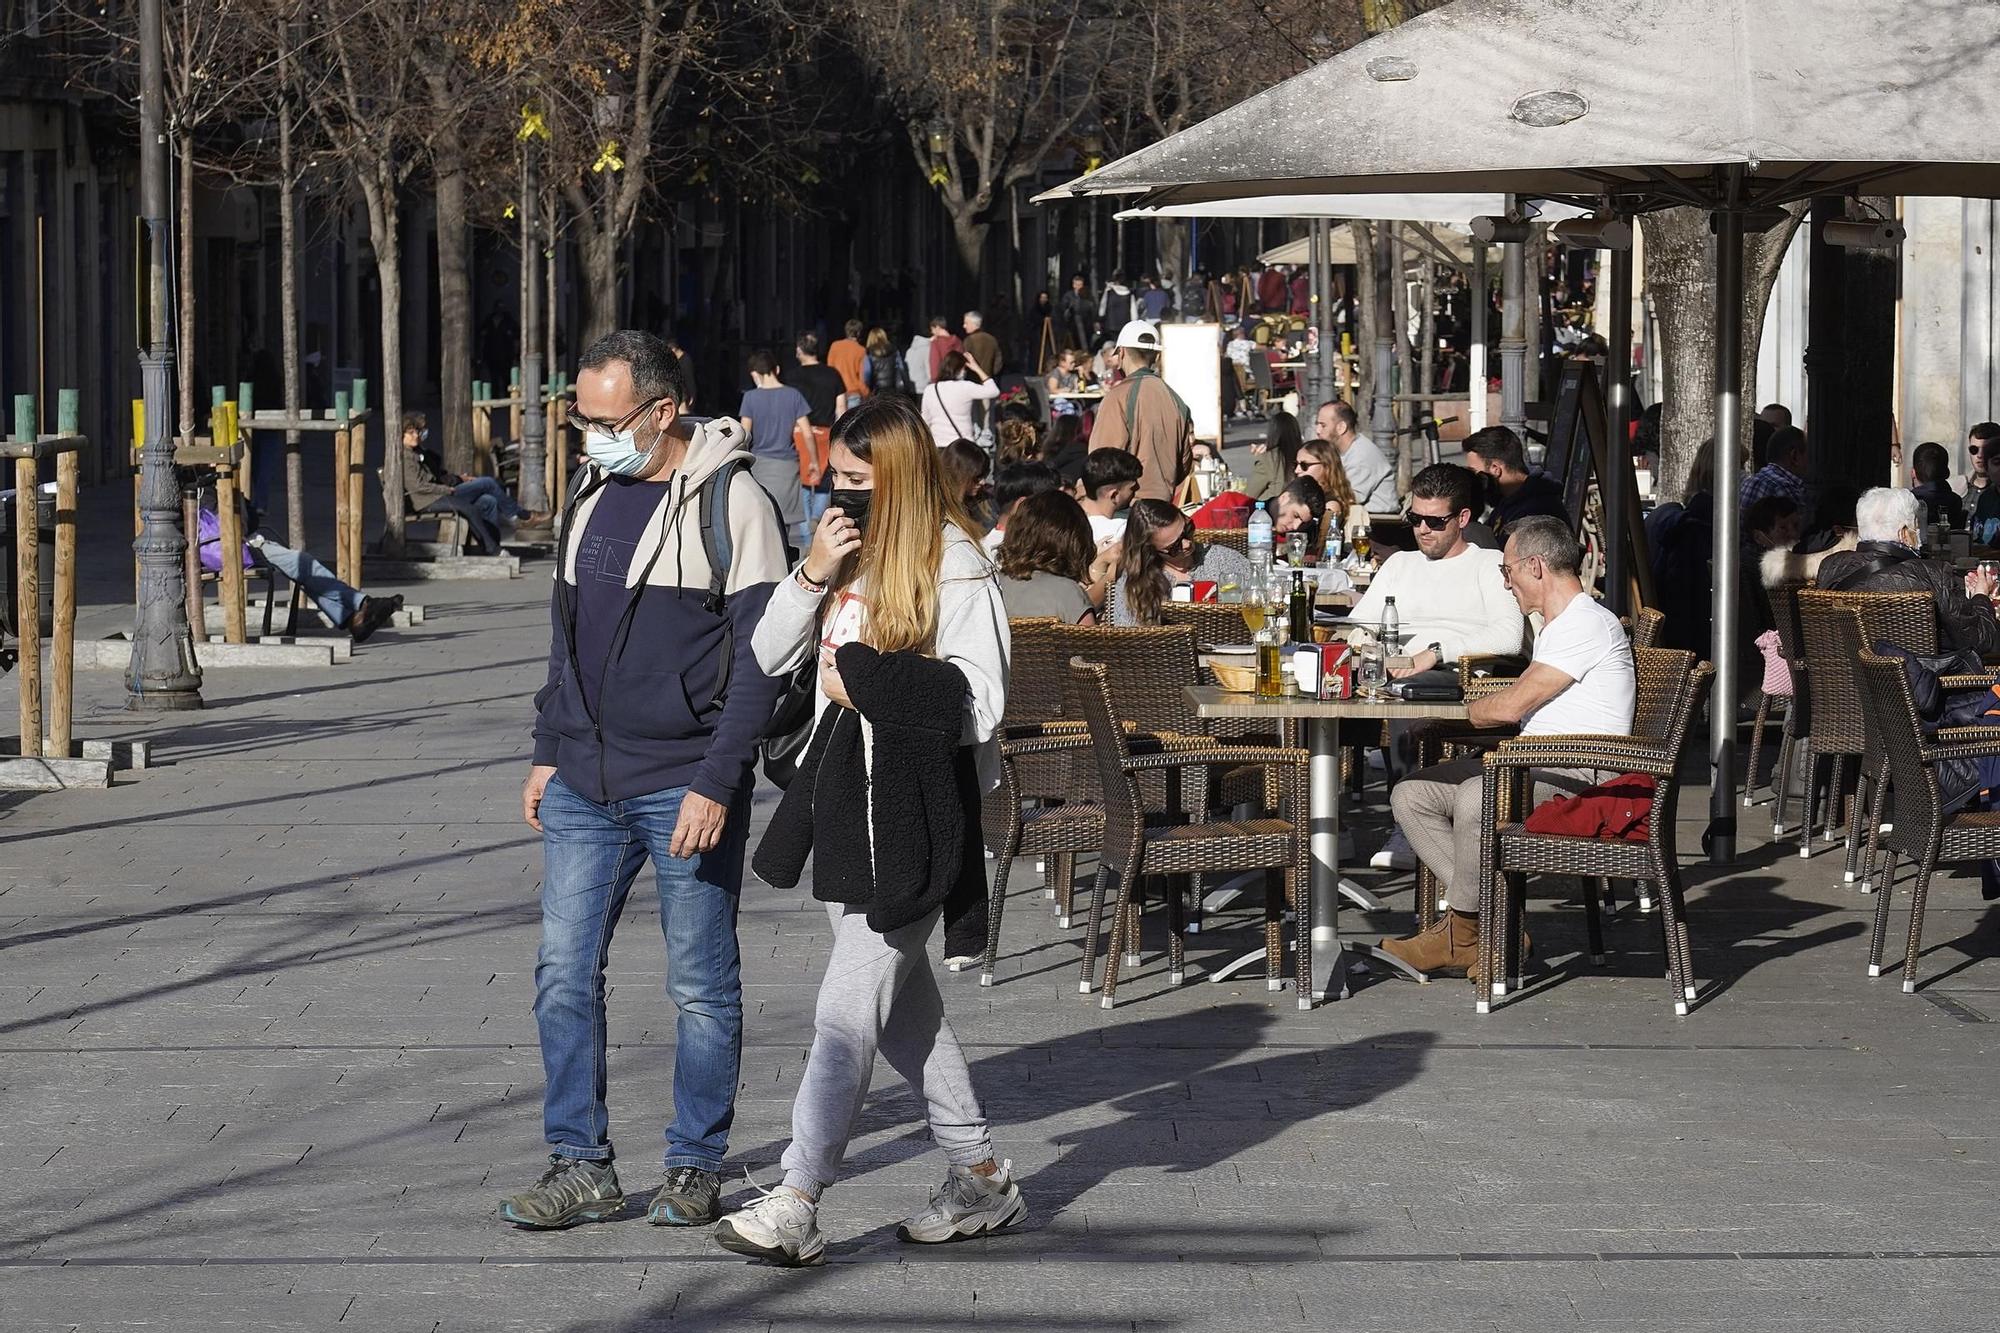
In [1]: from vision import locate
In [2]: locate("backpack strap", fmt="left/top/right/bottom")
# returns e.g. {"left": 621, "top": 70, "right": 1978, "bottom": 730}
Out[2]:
{"left": 697, "top": 458, "right": 794, "bottom": 712}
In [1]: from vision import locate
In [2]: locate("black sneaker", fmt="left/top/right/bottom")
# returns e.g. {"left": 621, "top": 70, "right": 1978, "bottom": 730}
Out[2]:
{"left": 497, "top": 1155, "right": 623, "bottom": 1229}
{"left": 346, "top": 595, "right": 402, "bottom": 644}
{"left": 648, "top": 1165, "right": 721, "bottom": 1226}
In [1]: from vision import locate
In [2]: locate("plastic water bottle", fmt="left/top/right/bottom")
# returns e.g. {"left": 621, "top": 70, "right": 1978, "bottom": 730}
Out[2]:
{"left": 1380, "top": 595, "right": 1399, "bottom": 658}
{"left": 1322, "top": 523, "right": 1344, "bottom": 566}
{"left": 1247, "top": 501, "right": 1274, "bottom": 569}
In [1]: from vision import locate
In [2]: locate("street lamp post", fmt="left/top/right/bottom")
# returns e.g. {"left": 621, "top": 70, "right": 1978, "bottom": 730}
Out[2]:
{"left": 126, "top": 0, "right": 202, "bottom": 711}
{"left": 517, "top": 130, "right": 549, "bottom": 515}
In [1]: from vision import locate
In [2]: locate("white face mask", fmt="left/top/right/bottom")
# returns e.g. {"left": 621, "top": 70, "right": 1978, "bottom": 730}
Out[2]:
{"left": 584, "top": 424, "right": 654, "bottom": 476}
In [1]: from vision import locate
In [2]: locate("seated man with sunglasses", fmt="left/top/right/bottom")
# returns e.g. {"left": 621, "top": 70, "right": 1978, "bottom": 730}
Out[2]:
{"left": 1346, "top": 464, "right": 1525, "bottom": 681}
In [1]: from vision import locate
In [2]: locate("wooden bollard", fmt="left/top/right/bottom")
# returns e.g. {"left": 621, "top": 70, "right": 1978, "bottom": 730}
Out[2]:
{"left": 181, "top": 488, "right": 204, "bottom": 649}
{"left": 216, "top": 468, "right": 247, "bottom": 645}
{"left": 509, "top": 367, "right": 523, "bottom": 463}
{"left": 237, "top": 381, "right": 254, "bottom": 501}
{"left": 347, "top": 381, "right": 368, "bottom": 580}
{"left": 12, "top": 396, "right": 39, "bottom": 757}
{"left": 332, "top": 392, "right": 352, "bottom": 586}
{"left": 48, "top": 394, "right": 79, "bottom": 758}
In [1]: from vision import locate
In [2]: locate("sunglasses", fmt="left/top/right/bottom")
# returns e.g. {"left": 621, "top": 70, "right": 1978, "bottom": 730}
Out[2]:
{"left": 1403, "top": 510, "right": 1458, "bottom": 531}
{"left": 1155, "top": 530, "right": 1196, "bottom": 554}
{"left": 567, "top": 396, "right": 664, "bottom": 436}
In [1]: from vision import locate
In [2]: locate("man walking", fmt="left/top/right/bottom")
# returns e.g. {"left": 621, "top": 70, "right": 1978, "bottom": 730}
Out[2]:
{"left": 962, "top": 311, "right": 1002, "bottom": 379}
{"left": 501, "top": 330, "right": 789, "bottom": 1232}
{"left": 1088, "top": 320, "right": 1192, "bottom": 503}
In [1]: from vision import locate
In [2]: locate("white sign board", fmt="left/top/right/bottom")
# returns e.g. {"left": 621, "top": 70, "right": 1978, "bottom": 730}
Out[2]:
{"left": 1160, "top": 322, "right": 1223, "bottom": 446}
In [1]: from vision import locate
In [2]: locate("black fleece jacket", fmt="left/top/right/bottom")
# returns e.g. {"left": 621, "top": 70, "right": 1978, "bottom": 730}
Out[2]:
{"left": 752, "top": 641, "right": 984, "bottom": 942}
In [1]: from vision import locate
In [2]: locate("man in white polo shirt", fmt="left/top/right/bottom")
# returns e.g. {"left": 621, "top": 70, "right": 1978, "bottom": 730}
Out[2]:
{"left": 1381, "top": 514, "right": 1635, "bottom": 978}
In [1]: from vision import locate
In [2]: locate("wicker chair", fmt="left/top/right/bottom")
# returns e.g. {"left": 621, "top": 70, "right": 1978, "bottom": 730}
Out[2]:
{"left": 1067, "top": 657, "right": 1313, "bottom": 1009}
{"left": 1745, "top": 581, "right": 1804, "bottom": 815}
{"left": 1202, "top": 528, "right": 1252, "bottom": 559}
{"left": 981, "top": 623, "right": 1282, "bottom": 986}
{"left": 1856, "top": 647, "right": 2000, "bottom": 992}
{"left": 1474, "top": 651, "right": 1714, "bottom": 1015}
{"left": 1795, "top": 589, "right": 1945, "bottom": 877}
{"left": 1160, "top": 600, "right": 1260, "bottom": 646}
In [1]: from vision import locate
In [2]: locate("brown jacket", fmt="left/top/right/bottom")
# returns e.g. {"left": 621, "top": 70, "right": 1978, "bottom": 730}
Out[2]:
{"left": 1088, "top": 370, "right": 1192, "bottom": 502}
{"left": 963, "top": 329, "right": 1002, "bottom": 378}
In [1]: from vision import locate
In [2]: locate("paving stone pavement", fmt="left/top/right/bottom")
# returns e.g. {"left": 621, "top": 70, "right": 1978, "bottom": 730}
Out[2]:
{"left": 3, "top": 481, "right": 2000, "bottom": 1331}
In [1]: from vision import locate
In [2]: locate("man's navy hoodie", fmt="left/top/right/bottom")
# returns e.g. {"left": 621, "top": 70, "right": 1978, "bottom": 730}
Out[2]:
{"left": 532, "top": 417, "right": 788, "bottom": 806}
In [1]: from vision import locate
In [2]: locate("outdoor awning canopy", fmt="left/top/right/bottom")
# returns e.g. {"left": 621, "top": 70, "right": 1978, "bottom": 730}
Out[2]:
{"left": 1110, "top": 194, "right": 1583, "bottom": 226}
{"left": 1254, "top": 227, "right": 1470, "bottom": 268}
{"left": 1055, "top": 0, "right": 2000, "bottom": 213}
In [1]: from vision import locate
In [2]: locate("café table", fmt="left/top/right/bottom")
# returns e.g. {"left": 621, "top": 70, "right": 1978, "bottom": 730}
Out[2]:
{"left": 1184, "top": 685, "right": 1470, "bottom": 1002}
{"left": 1050, "top": 389, "right": 1105, "bottom": 402}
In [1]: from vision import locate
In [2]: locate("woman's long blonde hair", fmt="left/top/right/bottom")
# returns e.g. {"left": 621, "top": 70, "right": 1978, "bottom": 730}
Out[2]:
{"left": 1297, "top": 439, "right": 1357, "bottom": 515}
{"left": 831, "top": 395, "right": 984, "bottom": 653}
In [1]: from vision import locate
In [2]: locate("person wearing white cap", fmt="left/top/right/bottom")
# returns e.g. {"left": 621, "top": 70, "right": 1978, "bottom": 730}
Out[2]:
{"left": 1087, "top": 319, "right": 1192, "bottom": 504}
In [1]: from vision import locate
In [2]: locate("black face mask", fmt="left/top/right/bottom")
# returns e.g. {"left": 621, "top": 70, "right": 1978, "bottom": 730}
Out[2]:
{"left": 830, "top": 488, "right": 873, "bottom": 536}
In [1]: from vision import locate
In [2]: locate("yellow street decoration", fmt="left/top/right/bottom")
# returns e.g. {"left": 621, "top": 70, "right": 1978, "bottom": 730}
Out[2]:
{"left": 518, "top": 106, "right": 549, "bottom": 142}
{"left": 592, "top": 140, "right": 624, "bottom": 173}
{"left": 927, "top": 161, "right": 949, "bottom": 187}
{"left": 503, "top": 204, "right": 516, "bottom": 220}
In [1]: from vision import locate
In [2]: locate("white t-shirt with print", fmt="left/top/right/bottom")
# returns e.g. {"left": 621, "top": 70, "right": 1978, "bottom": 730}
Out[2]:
{"left": 1520, "top": 594, "right": 1635, "bottom": 738}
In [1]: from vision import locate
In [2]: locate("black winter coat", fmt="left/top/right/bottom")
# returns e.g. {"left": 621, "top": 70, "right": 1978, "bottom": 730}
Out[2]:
{"left": 1817, "top": 540, "right": 2000, "bottom": 658}
{"left": 752, "top": 642, "right": 984, "bottom": 943}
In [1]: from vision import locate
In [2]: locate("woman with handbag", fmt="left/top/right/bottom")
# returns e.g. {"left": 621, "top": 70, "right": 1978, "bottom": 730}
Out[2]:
{"left": 720, "top": 395, "right": 1023, "bottom": 1266}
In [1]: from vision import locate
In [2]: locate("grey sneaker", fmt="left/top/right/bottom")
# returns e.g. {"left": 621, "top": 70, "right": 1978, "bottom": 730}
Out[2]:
{"left": 897, "top": 1160, "right": 1027, "bottom": 1243}
{"left": 648, "top": 1166, "right": 721, "bottom": 1226}
{"left": 497, "top": 1155, "right": 624, "bottom": 1229}
{"left": 714, "top": 1182, "right": 825, "bottom": 1267}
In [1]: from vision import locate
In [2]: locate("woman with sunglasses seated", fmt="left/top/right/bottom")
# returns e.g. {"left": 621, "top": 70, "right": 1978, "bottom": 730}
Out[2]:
{"left": 1107, "top": 499, "right": 1254, "bottom": 627}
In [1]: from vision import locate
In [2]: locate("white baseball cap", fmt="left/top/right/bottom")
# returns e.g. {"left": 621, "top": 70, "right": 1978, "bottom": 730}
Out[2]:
{"left": 1115, "top": 319, "right": 1161, "bottom": 352}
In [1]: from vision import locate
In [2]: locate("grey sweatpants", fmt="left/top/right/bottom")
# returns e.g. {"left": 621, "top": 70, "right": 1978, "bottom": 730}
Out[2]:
{"left": 1390, "top": 755, "right": 1595, "bottom": 914}
{"left": 779, "top": 904, "right": 992, "bottom": 1198}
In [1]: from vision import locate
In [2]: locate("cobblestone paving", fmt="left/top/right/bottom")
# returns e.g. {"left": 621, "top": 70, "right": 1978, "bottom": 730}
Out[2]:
{"left": 3, "top": 483, "right": 1999, "bottom": 1330}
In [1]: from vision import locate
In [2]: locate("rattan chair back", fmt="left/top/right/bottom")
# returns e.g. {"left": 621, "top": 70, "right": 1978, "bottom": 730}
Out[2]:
{"left": 1003, "top": 619, "right": 1064, "bottom": 726}
{"left": 1799, "top": 589, "right": 1938, "bottom": 759}
{"left": 1160, "top": 600, "right": 1259, "bottom": 648}
{"left": 1631, "top": 647, "right": 1699, "bottom": 745}
{"left": 1048, "top": 623, "right": 1201, "bottom": 735}
{"left": 1202, "top": 528, "right": 1251, "bottom": 559}
{"left": 1629, "top": 606, "right": 1665, "bottom": 649}
{"left": 1067, "top": 657, "right": 1145, "bottom": 845}
{"left": 1765, "top": 580, "right": 1809, "bottom": 664}
{"left": 1855, "top": 647, "right": 1946, "bottom": 861}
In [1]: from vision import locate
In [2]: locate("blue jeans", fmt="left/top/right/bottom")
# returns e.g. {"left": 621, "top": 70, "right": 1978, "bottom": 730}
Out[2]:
{"left": 253, "top": 540, "right": 363, "bottom": 627}
{"left": 800, "top": 477, "right": 831, "bottom": 548}
{"left": 455, "top": 475, "right": 529, "bottom": 524}
{"left": 535, "top": 773, "right": 746, "bottom": 1170}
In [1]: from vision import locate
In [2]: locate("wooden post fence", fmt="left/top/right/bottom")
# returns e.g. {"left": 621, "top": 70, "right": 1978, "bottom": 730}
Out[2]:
{"left": 5, "top": 393, "right": 90, "bottom": 759}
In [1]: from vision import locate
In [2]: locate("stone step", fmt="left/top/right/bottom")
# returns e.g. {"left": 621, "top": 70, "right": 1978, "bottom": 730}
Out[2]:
{"left": 365, "top": 554, "right": 521, "bottom": 580}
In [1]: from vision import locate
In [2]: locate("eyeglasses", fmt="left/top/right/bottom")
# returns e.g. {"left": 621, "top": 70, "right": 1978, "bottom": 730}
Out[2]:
{"left": 567, "top": 396, "right": 664, "bottom": 436}
{"left": 1403, "top": 510, "right": 1457, "bottom": 531}
{"left": 1497, "top": 555, "right": 1542, "bottom": 581}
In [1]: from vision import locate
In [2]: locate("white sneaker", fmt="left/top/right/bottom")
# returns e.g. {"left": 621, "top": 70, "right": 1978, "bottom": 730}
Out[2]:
{"left": 714, "top": 1181, "right": 825, "bottom": 1266}
{"left": 898, "top": 1161, "right": 1028, "bottom": 1244}
{"left": 1369, "top": 828, "right": 1416, "bottom": 871}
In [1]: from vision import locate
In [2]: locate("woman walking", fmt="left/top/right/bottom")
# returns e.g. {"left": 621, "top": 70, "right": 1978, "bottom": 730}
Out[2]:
{"left": 717, "top": 395, "right": 1024, "bottom": 1266}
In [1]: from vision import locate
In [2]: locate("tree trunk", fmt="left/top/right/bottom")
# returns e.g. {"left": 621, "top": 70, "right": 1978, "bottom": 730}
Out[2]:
{"left": 1392, "top": 226, "right": 1415, "bottom": 491}
{"left": 1154, "top": 220, "right": 1188, "bottom": 317}
{"left": 1350, "top": 221, "right": 1376, "bottom": 415}
{"left": 1418, "top": 260, "right": 1437, "bottom": 398}
{"left": 359, "top": 174, "right": 406, "bottom": 554}
{"left": 434, "top": 156, "right": 477, "bottom": 477}
{"left": 1525, "top": 224, "right": 1546, "bottom": 406}
{"left": 578, "top": 222, "right": 617, "bottom": 352}
{"left": 177, "top": 132, "right": 195, "bottom": 439}
{"left": 1640, "top": 205, "right": 1806, "bottom": 501}
{"left": 948, "top": 210, "right": 988, "bottom": 304}
{"left": 279, "top": 89, "right": 304, "bottom": 549}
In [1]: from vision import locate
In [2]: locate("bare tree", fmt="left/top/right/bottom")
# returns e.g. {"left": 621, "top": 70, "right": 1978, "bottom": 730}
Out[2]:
{"left": 303, "top": 0, "right": 419, "bottom": 551}
{"left": 842, "top": 0, "right": 1100, "bottom": 294}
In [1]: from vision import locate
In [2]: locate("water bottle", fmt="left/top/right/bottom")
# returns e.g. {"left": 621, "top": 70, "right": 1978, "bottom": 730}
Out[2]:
{"left": 1247, "top": 501, "right": 1274, "bottom": 569}
{"left": 1380, "top": 595, "right": 1399, "bottom": 659}
{"left": 1322, "top": 522, "right": 1344, "bottom": 566}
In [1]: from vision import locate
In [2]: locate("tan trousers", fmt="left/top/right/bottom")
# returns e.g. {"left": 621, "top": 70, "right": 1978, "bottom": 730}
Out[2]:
{"left": 1390, "top": 756, "right": 1594, "bottom": 914}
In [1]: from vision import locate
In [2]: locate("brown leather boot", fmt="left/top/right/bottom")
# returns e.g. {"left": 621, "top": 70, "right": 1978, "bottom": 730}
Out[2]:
{"left": 1380, "top": 909, "right": 1480, "bottom": 977}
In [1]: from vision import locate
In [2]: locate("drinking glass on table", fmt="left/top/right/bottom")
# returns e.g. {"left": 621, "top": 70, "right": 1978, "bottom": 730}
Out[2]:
{"left": 1351, "top": 531, "right": 1373, "bottom": 565}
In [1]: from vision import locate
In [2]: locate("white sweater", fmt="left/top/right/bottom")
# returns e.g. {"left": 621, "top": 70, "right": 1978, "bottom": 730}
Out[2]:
{"left": 1348, "top": 545, "right": 1525, "bottom": 662}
